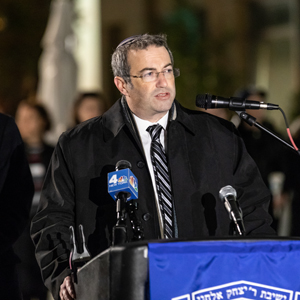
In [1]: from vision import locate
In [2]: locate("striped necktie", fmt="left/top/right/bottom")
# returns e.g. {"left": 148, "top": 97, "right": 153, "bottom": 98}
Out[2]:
{"left": 147, "top": 124, "right": 173, "bottom": 239}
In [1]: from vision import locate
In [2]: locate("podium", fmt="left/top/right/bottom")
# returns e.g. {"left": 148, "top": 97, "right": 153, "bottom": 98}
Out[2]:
{"left": 74, "top": 241, "right": 149, "bottom": 300}
{"left": 74, "top": 238, "right": 300, "bottom": 300}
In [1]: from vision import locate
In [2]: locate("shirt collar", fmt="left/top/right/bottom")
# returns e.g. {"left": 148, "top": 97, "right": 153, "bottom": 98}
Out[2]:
{"left": 133, "top": 112, "right": 169, "bottom": 134}
{"left": 102, "top": 97, "right": 195, "bottom": 141}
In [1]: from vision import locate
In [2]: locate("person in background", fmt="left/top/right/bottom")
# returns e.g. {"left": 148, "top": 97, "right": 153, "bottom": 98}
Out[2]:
{"left": 235, "top": 87, "right": 290, "bottom": 234}
{"left": 14, "top": 100, "right": 54, "bottom": 300}
{"left": 15, "top": 101, "right": 54, "bottom": 205}
{"left": 284, "top": 118, "right": 300, "bottom": 236}
{"left": 71, "top": 92, "right": 107, "bottom": 126}
{"left": 0, "top": 113, "right": 34, "bottom": 300}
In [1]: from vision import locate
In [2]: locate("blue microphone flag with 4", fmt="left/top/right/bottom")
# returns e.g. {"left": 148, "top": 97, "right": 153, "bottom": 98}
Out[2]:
{"left": 108, "top": 168, "right": 138, "bottom": 200}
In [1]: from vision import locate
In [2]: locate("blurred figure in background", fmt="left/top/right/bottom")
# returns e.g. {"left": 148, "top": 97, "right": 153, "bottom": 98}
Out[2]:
{"left": 71, "top": 92, "right": 107, "bottom": 126}
{"left": 0, "top": 113, "right": 34, "bottom": 300}
{"left": 234, "top": 87, "right": 290, "bottom": 235}
{"left": 284, "top": 117, "right": 300, "bottom": 236}
{"left": 16, "top": 101, "right": 54, "bottom": 204}
{"left": 14, "top": 100, "right": 54, "bottom": 300}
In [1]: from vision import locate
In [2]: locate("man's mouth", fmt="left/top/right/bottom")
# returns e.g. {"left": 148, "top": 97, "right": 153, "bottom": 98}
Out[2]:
{"left": 155, "top": 92, "right": 169, "bottom": 98}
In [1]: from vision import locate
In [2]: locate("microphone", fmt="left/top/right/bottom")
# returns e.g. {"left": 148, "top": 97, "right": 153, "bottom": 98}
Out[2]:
{"left": 196, "top": 93, "right": 279, "bottom": 111}
{"left": 108, "top": 160, "right": 138, "bottom": 201}
{"left": 108, "top": 160, "right": 138, "bottom": 245}
{"left": 219, "top": 185, "right": 246, "bottom": 236}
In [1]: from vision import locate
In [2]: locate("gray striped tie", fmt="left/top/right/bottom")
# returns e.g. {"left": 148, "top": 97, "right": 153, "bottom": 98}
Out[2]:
{"left": 147, "top": 124, "right": 173, "bottom": 239}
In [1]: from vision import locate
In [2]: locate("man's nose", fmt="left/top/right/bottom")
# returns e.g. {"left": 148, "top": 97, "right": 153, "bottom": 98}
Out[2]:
{"left": 156, "top": 72, "right": 168, "bottom": 87}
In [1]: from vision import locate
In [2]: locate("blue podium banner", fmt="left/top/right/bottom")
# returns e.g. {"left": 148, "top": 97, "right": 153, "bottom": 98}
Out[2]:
{"left": 148, "top": 240, "right": 300, "bottom": 300}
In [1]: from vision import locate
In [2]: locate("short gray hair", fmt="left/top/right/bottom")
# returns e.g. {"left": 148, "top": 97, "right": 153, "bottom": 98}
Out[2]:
{"left": 111, "top": 33, "right": 174, "bottom": 85}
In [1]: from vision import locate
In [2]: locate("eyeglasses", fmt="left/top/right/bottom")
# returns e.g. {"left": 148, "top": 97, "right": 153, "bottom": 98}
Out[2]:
{"left": 128, "top": 68, "right": 180, "bottom": 83}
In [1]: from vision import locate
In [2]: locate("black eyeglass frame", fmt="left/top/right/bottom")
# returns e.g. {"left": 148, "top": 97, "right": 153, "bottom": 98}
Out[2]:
{"left": 125, "top": 68, "right": 180, "bottom": 82}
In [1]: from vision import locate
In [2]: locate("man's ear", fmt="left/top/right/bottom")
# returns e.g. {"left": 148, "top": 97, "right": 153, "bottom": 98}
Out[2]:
{"left": 114, "top": 76, "right": 129, "bottom": 96}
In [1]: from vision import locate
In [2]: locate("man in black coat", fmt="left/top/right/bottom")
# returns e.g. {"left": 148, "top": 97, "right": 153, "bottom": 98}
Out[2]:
{"left": 0, "top": 113, "right": 34, "bottom": 299}
{"left": 31, "top": 34, "right": 275, "bottom": 300}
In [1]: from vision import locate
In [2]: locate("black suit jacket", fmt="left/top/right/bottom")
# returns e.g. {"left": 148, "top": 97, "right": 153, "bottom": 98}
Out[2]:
{"left": 0, "top": 113, "right": 33, "bottom": 299}
{"left": 31, "top": 98, "right": 275, "bottom": 299}
{"left": 0, "top": 113, "right": 34, "bottom": 263}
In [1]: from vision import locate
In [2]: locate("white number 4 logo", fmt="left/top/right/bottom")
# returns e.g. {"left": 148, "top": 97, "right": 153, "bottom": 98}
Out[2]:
{"left": 109, "top": 174, "right": 118, "bottom": 184}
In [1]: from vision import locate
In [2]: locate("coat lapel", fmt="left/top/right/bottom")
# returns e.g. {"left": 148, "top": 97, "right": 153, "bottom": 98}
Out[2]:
{"left": 168, "top": 101, "right": 210, "bottom": 238}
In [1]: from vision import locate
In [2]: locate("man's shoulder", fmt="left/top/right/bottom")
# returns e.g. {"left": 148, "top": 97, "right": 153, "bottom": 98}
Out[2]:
{"left": 0, "top": 113, "right": 18, "bottom": 132}
{"left": 61, "top": 116, "right": 104, "bottom": 141}
{"left": 59, "top": 98, "right": 124, "bottom": 144}
{"left": 0, "top": 113, "right": 24, "bottom": 168}
{"left": 0, "top": 113, "right": 22, "bottom": 146}
{"left": 0, "top": 112, "right": 11, "bottom": 123}
{"left": 176, "top": 102, "right": 235, "bottom": 132}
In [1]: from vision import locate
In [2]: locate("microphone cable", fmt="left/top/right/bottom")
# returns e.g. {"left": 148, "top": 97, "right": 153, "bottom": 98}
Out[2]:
{"left": 279, "top": 107, "right": 299, "bottom": 152}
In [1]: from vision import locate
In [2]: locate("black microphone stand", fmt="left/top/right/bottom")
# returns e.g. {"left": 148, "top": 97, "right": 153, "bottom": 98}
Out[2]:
{"left": 236, "top": 111, "right": 300, "bottom": 156}
{"left": 69, "top": 225, "right": 91, "bottom": 283}
{"left": 230, "top": 216, "right": 246, "bottom": 236}
{"left": 112, "top": 192, "right": 128, "bottom": 245}
{"left": 224, "top": 197, "right": 246, "bottom": 236}
{"left": 127, "top": 200, "right": 144, "bottom": 241}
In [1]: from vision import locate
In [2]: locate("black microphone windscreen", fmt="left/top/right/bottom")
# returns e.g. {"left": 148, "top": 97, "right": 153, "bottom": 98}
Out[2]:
{"left": 116, "top": 160, "right": 132, "bottom": 171}
{"left": 196, "top": 94, "right": 208, "bottom": 108}
{"left": 196, "top": 94, "right": 213, "bottom": 109}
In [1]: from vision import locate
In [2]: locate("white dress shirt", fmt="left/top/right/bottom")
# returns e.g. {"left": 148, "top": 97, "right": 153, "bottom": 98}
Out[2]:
{"left": 132, "top": 112, "right": 169, "bottom": 238}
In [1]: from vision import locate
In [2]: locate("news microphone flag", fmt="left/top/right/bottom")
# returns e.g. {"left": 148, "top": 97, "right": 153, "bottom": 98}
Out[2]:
{"left": 108, "top": 168, "right": 138, "bottom": 201}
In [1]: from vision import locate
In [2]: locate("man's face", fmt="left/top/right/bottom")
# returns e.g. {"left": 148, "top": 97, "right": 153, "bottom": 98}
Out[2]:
{"left": 116, "top": 45, "right": 176, "bottom": 123}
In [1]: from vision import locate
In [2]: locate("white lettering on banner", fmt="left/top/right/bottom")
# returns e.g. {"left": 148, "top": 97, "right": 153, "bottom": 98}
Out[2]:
{"left": 295, "top": 292, "right": 300, "bottom": 300}
{"left": 196, "top": 291, "right": 224, "bottom": 300}
{"left": 260, "top": 291, "right": 287, "bottom": 300}
{"left": 250, "top": 287, "right": 258, "bottom": 297}
{"left": 172, "top": 280, "right": 298, "bottom": 300}
{"left": 226, "top": 286, "right": 248, "bottom": 299}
